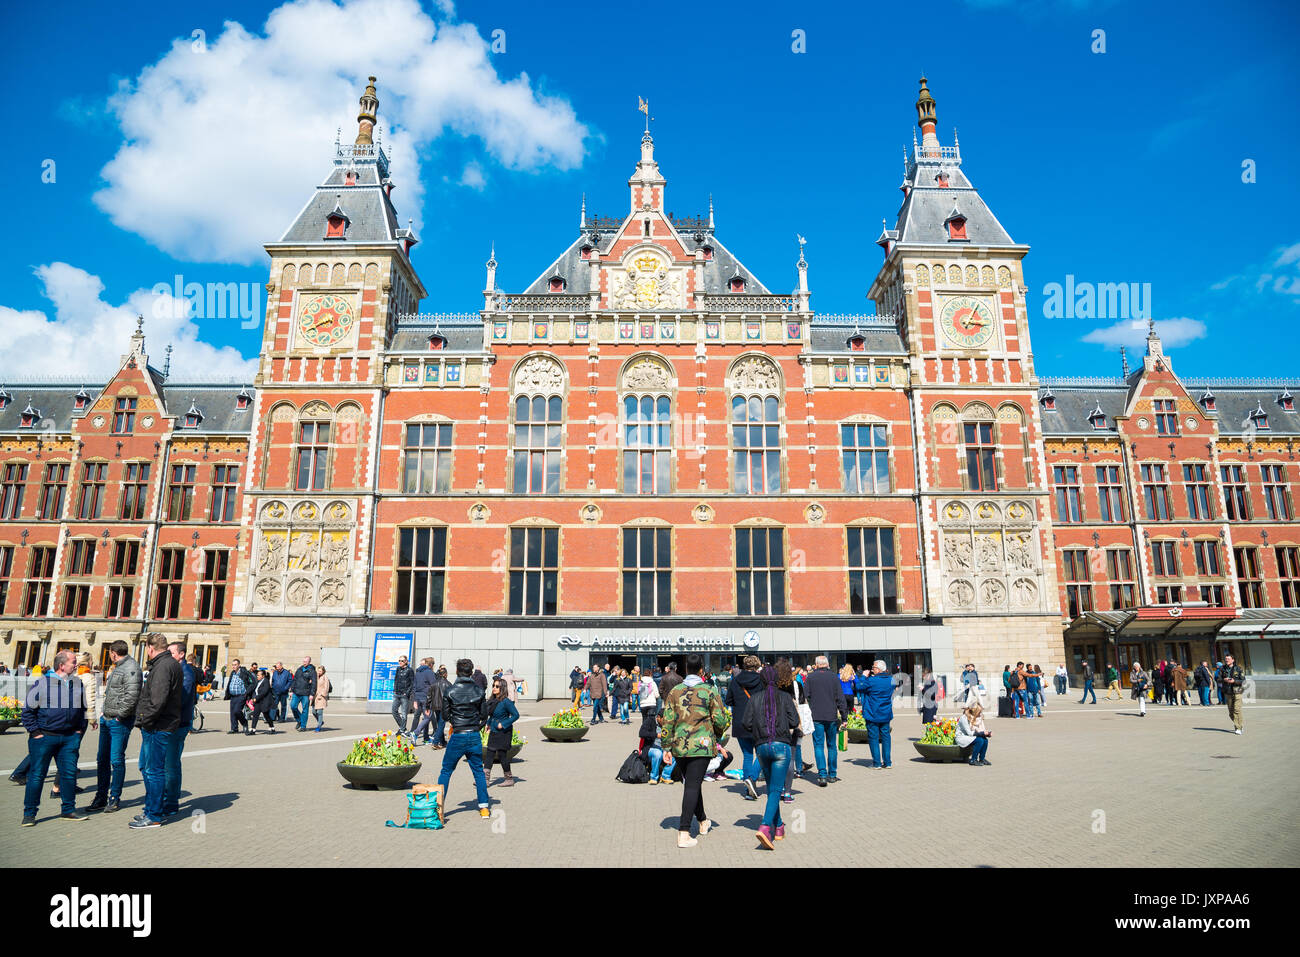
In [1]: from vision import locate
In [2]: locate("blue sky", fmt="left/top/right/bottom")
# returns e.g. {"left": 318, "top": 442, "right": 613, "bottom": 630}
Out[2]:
{"left": 4, "top": 0, "right": 1299, "bottom": 380}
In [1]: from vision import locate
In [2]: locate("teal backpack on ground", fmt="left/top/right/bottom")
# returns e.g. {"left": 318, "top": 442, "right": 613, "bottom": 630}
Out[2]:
{"left": 385, "top": 787, "right": 443, "bottom": 830}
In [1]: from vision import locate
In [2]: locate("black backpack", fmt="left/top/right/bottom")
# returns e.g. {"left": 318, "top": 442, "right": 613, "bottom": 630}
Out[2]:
{"left": 616, "top": 749, "right": 650, "bottom": 784}
{"left": 1008, "top": 670, "right": 1022, "bottom": 690}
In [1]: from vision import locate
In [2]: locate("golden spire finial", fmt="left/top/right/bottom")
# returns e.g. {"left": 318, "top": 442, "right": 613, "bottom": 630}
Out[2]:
{"left": 356, "top": 76, "right": 379, "bottom": 145}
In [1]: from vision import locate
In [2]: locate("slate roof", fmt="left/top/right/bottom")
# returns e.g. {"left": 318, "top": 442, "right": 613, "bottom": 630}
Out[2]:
{"left": 162, "top": 384, "right": 256, "bottom": 435}
{"left": 1182, "top": 382, "right": 1300, "bottom": 437}
{"left": 808, "top": 319, "right": 906, "bottom": 356}
{"left": 276, "top": 145, "right": 403, "bottom": 245}
{"left": 892, "top": 159, "right": 1015, "bottom": 246}
{"left": 1038, "top": 380, "right": 1300, "bottom": 436}
{"left": 0, "top": 381, "right": 254, "bottom": 435}
{"left": 389, "top": 322, "right": 485, "bottom": 353}
{"left": 1037, "top": 384, "right": 1127, "bottom": 435}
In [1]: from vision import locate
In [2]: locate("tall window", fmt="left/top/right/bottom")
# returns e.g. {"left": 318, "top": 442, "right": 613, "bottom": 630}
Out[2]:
{"left": 1106, "top": 549, "right": 1137, "bottom": 609}
{"left": 395, "top": 527, "right": 448, "bottom": 615}
{"left": 1221, "top": 465, "right": 1250, "bottom": 521}
{"left": 1096, "top": 465, "right": 1125, "bottom": 522}
{"left": 732, "top": 395, "right": 781, "bottom": 494}
{"left": 154, "top": 547, "right": 185, "bottom": 619}
{"left": 77, "top": 462, "right": 107, "bottom": 520}
{"left": 848, "top": 526, "right": 898, "bottom": 615}
{"left": 622, "top": 527, "right": 671, "bottom": 615}
{"left": 841, "top": 423, "right": 890, "bottom": 493}
{"left": 1061, "top": 549, "right": 1092, "bottom": 618}
{"left": 67, "top": 539, "right": 96, "bottom": 576}
{"left": 119, "top": 463, "right": 150, "bottom": 520}
{"left": 1155, "top": 584, "right": 1183, "bottom": 604}
{"left": 38, "top": 464, "right": 69, "bottom": 520}
{"left": 1262, "top": 465, "right": 1292, "bottom": 520}
{"left": 1151, "top": 540, "right": 1179, "bottom": 577}
{"left": 1193, "top": 540, "right": 1221, "bottom": 577}
{"left": 112, "top": 397, "right": 137, "bottom": 435}
{"left": 1277, "top": 546, "right": 1300, "bottom": 607}
{"left": 62, "top": 584, "right": 90, "bottom": 618}
{"left": 623, "top": 396, "right": 671, "bottom": 494}
{"left": 402, "top": 424, "right": 453, "bottom": 494}
{"left": 513, "top": 396, "right": 562, "bottom": 494}
{"left": 111, "top": 540, "right": 140, "bottom": 577}
{"left": 1153, "top": 398, "right": 1178, "bottom": 435}
{"left": 1183, "top": 464, "right": 1212, "bottom": 520}
{"left": 0, "top": 546, "right": 13, "bottom": 612}
{"left": 295, "top": 421, "right": 330, "bottom": 491}
{"left": 198, "top": 550, "right": 229, "bottom": 621}
{"left": 735, "top": 527, "right": 785, "bottom": 616}
{"left": 210, "top": 465, "right": 238, "bottom": 522}
{"left": 508, "top": 526, "right": 558, "bottom": 616}
{"left": 1141, "top": 464, "right": 1172, "bottom": 520}
{"left": 167, "top": 465, "right": 196, "bottom": 521}
{"left": 0, "top": 464, "right": 26, "bottom": 519}
{"left": 1234, "top": 547, "right": 1264, "bottom": 608}
{"left": 107, "top": 541, "right": 139, "bottom": 620}
{"left": 1053, "top": 466, "right": 1082, "bottom": 523}
{"left": 22, "top": 546, "right": 55, "bottom": 618}
{"left": 963, "top": 422, "right": 997, "bottom": 491}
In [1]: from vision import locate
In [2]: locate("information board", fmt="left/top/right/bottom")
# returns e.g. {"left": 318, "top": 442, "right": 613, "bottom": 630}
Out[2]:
{"left": 368, "top": 632, "right": 414, "bottom": 704}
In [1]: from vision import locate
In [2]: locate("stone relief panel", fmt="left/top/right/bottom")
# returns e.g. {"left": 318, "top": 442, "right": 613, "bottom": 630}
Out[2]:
{"left": 938, "top": 498, "right": 1045, "bottom": 615}
{"left": 250, "top": 498, "right": 355, "bottom": 614}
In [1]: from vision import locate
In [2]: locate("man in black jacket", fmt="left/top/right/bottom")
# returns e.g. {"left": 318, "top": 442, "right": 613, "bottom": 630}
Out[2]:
{"left": 725, "top": 656, "right": 765, "bottom": 801}
{"left": 409, "top": 658, "right": 437, "bottom": 744}
{"left": 290, "top": 656, "right": 317, "bottom": 732}
{"left": 427, "top": 666, "right": 451, "bottom": 749}
{"left": 223, "top": 658, "right": 253, "bottom": 734}
{"left": 803, "top": 655, "right": 847, "bottom": 786}
{"left": 392, "top": 656, "right": 415, "bottom": 734}
{"left": 435, "top": 659, "right": 492, "bottom": 819}
{"left": 132, "top": 633, "right": 184, "bottom": 829}
{"left": 1221, "top": 654, "right": 1246, "bottom": 734}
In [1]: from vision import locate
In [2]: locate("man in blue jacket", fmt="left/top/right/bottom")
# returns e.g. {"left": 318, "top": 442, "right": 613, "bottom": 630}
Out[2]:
{"left": 20, "top": 650, "right": 88, "bottom": 826}
{"left": 863, "top": 660, "right": 896, "bottom": 770}
{"left": 271, "top": 662, "right": 294, "bottom": 722}
{"left": 290, "top": 656, "right": 318, "bottom": 732}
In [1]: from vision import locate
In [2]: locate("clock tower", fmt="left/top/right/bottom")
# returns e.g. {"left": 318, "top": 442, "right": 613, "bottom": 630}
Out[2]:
{"left": 868, "top": 78, "right": 1063, "bottom": 683}
{"left": 228, "top": 77, "right": 427, "bottom": 664}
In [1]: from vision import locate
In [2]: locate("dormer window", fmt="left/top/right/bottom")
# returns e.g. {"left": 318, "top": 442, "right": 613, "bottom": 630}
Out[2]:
{"left": 1041, "top": 389, "right": 1056, "bottom": 411}
{"left": 1251, "top": 403, "right": 1270, "bottom": 430}
{"left": 236, "top": 388, "right": 252, "bottom": 411}
{"left": 1199, "top": 390, "right": 1216, "bottom": 412}
{"left": 729, "top": 276, "right": 746, "bottom": 293}
{"left": 427, "top": 333, "right": 446, "bottom": 351}
{"left": 344, "top": 169, "right": 357, "bottom": 186}
{"left": 73, "top": 388, "right": 91, "bottom": 412}
{"left": 946, "top": 216, "right": 967, "bottom": 241}
{"left": 580, "top": 245, "right": 592, "bottom": 260}
{"left": 326, "top": 214, "right": 346, "bottom": 239}
{"left": 1090, "top": 411, "right": 1107, "bottom": 430}
{"left": 702, "top": 246, "right": 714, "bottom": 260}
{"left": 183, "top": 400, "right": 203, "bottom": 429}
{"left": 1281, "top": 388, "right": 1295, "bottom": 412}
{"left": 848, "top": 335, "right": 866, "bottom": 352}
{"left": 19, "top": 401, "right": 39, "bottom": 428}
{"left": 935, "top": 172, "right": 950, "bottom": 188}
{"left": 548, "top": 276, "right": 566, "bottom": 292}
{"left": 0, "top": 388, "right": 9, "bottom": 410}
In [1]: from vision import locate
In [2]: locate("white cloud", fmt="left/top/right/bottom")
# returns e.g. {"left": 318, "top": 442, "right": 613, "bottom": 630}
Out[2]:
{"left": 1081, "top": 317, "right": 1207, "bottom": 350}
{"left": 1211, "top": 241, "right": 1300, "bottom": 298}
{"left": 92, "top": 0, "right": 589, "bottom": 264}
{"left": 0, "top": 263, "right": 256, "bottom": 381}
{"left": 459, "top": 161, "right": 486, "bottom": 189}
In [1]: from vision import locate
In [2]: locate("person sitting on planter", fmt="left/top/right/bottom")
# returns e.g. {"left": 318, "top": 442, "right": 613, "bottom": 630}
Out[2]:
{"left": 863, "top": 660, "right": 895, "bottom": 769}
{"left": 484, "top": 677, "right": 520, "bottom": 788}
{"left": 955, "top": 703, "right": 992, "bottom": 766}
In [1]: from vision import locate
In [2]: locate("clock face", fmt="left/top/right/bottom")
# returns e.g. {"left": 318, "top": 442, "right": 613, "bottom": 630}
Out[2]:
{"left": 939, "top": 296, "right": 996, "bottom": 349}
{"left": 297, "top": 294, "right": 355, "bottom": 347}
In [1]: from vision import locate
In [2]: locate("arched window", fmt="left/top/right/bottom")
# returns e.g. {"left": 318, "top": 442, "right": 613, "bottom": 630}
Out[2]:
{"left": 295, "top": 403, "right": 332, "bottom": 491}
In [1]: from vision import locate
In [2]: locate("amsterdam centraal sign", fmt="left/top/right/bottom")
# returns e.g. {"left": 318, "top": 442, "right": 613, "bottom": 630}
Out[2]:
{"left": 557, "top": 629, "right": 761, "bottom": 651}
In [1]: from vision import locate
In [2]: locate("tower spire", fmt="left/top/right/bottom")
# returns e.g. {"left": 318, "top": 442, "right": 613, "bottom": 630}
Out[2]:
{"left": 916, "top": 76, "right": 939, "bottom": 156}
{"left": 356, "top": 76, "right": 379, "bottom": 145}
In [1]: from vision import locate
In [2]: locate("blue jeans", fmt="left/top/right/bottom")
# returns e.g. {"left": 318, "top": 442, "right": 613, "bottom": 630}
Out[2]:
{"left": 866, "top": 721, "right": 892, "bottom": 767}
{"left": 290, "top": 693, "right": 311, "bottom": 730}
{"left": 163, "top": 722, "right": 191, "bottom": 816}
{"left": 1014, "top": 688, "right": 1029, "bottom": 715}
{"left": 1079, "top": 679, "right": 1096, "bottom": 703}
{"left": 811, "top": 720, "right": 838, "bottom": 777}
{"left": 755, "top": 741, "right": 790, "bottom": 828}
{"left": 437, "top": 731, "right": 490, "bottom": 809}
{"left": 139, "top": 728, "right": 172, "bottom": 822}
{"left": 94, "top": 717, "right": 135, "bottom": 802}
{"left": 1026, "top": 690, "right": 1043, "bottom": 717}
{"left": 618, "top": 701, "right": 629, "bottom": 722}
{"left": 1198, "top": 686, "right": 1211, "bottom": 706}
{"left": 735, "top": 736, "right": 757, "bottom": 782}
{"left": 591, "top": 697, "right": 605, "bottom": 723}
{"left": 275, "top": 691, "right": 290, "bottom": 722}
{"left": 969, "top": 736, "right": 989, "bottom": 762}
{"left": 23, "top": 732, "right": 80, "bottom": 818}
{"left": 648, "top": 746, "right": 672, "bottom": 781}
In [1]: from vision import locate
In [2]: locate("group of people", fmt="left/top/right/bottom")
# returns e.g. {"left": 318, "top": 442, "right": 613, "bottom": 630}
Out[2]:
{"left": 1001, "top": 662, "right": 1052, "bottom": 717}
{"left": 14, "top": 634, "right": 199, "bottom": 828}
{"left": 1125, "top": 656, "right": 1247, "bottom": 731}
{"left": 387, "top": 657, "right": 523, "bottom": 754}
{"left": 222, "top": 657, "right": 330, "bottom": 734}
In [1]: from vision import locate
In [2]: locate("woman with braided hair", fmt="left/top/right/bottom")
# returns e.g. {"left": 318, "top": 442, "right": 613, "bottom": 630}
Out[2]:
{"left": 740, "top": 663, "right": 802, "bottom": 850}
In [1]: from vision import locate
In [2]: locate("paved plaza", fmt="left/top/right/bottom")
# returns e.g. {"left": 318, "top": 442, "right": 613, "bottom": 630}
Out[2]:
{"left": 2, "top": 694, "right": 1298, "bottom": 867}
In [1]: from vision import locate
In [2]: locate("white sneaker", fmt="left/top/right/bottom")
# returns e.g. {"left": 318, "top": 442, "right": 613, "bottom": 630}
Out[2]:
{"left": 1234, "top": 729, "right": 1242, "bottom": 735}
{"left": 677, "top": 833, "right": 697, "bottom": 849}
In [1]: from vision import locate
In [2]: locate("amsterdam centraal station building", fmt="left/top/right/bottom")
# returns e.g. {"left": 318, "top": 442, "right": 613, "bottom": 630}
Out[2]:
{"left": 2, "top": 79, "right": 1297, "bottom": 701}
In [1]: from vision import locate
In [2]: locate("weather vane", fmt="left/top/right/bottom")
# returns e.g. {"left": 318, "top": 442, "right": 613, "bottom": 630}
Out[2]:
{"left": 638, "top": 96, "right": 654, "bottom": 132}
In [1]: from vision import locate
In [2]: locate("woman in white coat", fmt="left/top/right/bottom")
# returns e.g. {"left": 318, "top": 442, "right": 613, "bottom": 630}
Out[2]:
{"left": 955, "top": 703, "right": 992, "bottom": 766}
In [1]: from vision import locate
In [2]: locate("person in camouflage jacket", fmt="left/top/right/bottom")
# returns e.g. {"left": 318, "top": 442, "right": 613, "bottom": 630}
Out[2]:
{"left": 660, "top": 654, "right": 731, "bottom": 848}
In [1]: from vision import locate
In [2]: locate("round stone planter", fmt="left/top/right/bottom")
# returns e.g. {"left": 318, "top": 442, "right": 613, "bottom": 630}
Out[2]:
{"left": 913, "top": 742, "right": 973, "bottom": 763}
{"left": 846, "top": 728, "right": 870, "bottom": 744}
{"left": 0, "top": 719, "right": 19, "bottom": 734}
{"left": 540, "top": 725, "right": 588, "bottom": 742}
{"left": 482, "top": 744, "right": 523, "bottom": 761}
{"left": 336, "top": 761, "right": 422, "bottom": 790}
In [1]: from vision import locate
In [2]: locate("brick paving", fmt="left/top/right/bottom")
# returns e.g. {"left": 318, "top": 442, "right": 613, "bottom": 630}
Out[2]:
{"left": 2, "top": 695, "right": 1297, "bottom": 867}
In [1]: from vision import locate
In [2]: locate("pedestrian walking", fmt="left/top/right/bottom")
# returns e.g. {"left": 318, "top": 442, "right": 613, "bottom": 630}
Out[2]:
{"left": 1054, "top": 663, "right": 1068, "bottom": 696}
{"left": 838, "top": 664, "right": 857, "bottom": 716}
{"left": 588, "top": 664, "right": 608, "bottom": 724}
{"left": 428, "top": 665, "right": 450, "bottom": 748}
{"left": 918, "top": 668, "right": 939, "bottom": 725}
{"left": 612, "top": 669, "right": 633, "bottom": 724}
{"left": 409, "top": 658, "right": 437, "bottom": 743}
{"left": 955, "top": 703, "right": 992, "bottom": 766}
{"left": 1214, "top": 661, "right": 1226, "bottom": 705}
{"left": 1152, "top": 660, "right": 1166, "bottom": 705}
{"left": 132, "top": 633, "right": 184, "bottom": 828}
{"left": 1164, "top": 661, "right": 1178, "bottom": 706}
{"left": 569, "top": 666, "right": 584, "bottom": 707}
{"left": 391, "top": 655, "right": 415, "bottom": 734}
{"left": 1130, "top": 662, "right": 1149, "bottom": 717}
{"left": 247, "top": 668, "right": 277, "bottom": 734}
{"left": 18, "top": 650, "right": 88, "bottom": 826}
{"left": 658, "top": 662, "right": 683, "bottom": 701}
{"left": 740, "top": 663, "right": 801, "bottom": 850}
{"left": 1173, "top": 662, "right": 1190, "bottom": 706}
{"left": 863, "top": 660, "right": 895, "bottom": 769}
{"left": 803, "top": 655, "right": 847, "bottom": 786}
{"left": 725, "top": 655, "right": 764, "bottom": 800}
{"left": 86, "top": 641, "right": 140, "bottom": 814}
{"left": 435, "top": 659, "right": 492, "bottom": 820}
{"left": 162, "top": 644, "right": 198, "bottom": 819}
{"left": 271, "top": 662, "right": 293, "bottom": 722}
{"left": 223, "top": 658, "right": 252, "bottom": 733}
{"left": 1105, "top": 664, "right": 1121, "bottom": 700}
{"left": 777, "top": 658, "right": 812, "bottom": 804}
{"left": 638, "top": 668, "right": 660, "bottom": 738}
{"left": 1221, "top": 654, "right": 1246, "bottom": 734}
{"left": 660, "top": 653, "right": 729, "bottom": 849}
{"left": 290, "top": 656, "right": 316, "bottom": 731}
{"left": 312, "top": 666, "right": 330, "bottom": 731}
{"left": 1193, "top": 660, "right": 1214, "bottom": 707}
{"left": 483, "top": 677, "right": 520, "bottom": 789}
{"left": 1078, "top": 660, "right": 1096, "bottom": 704}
